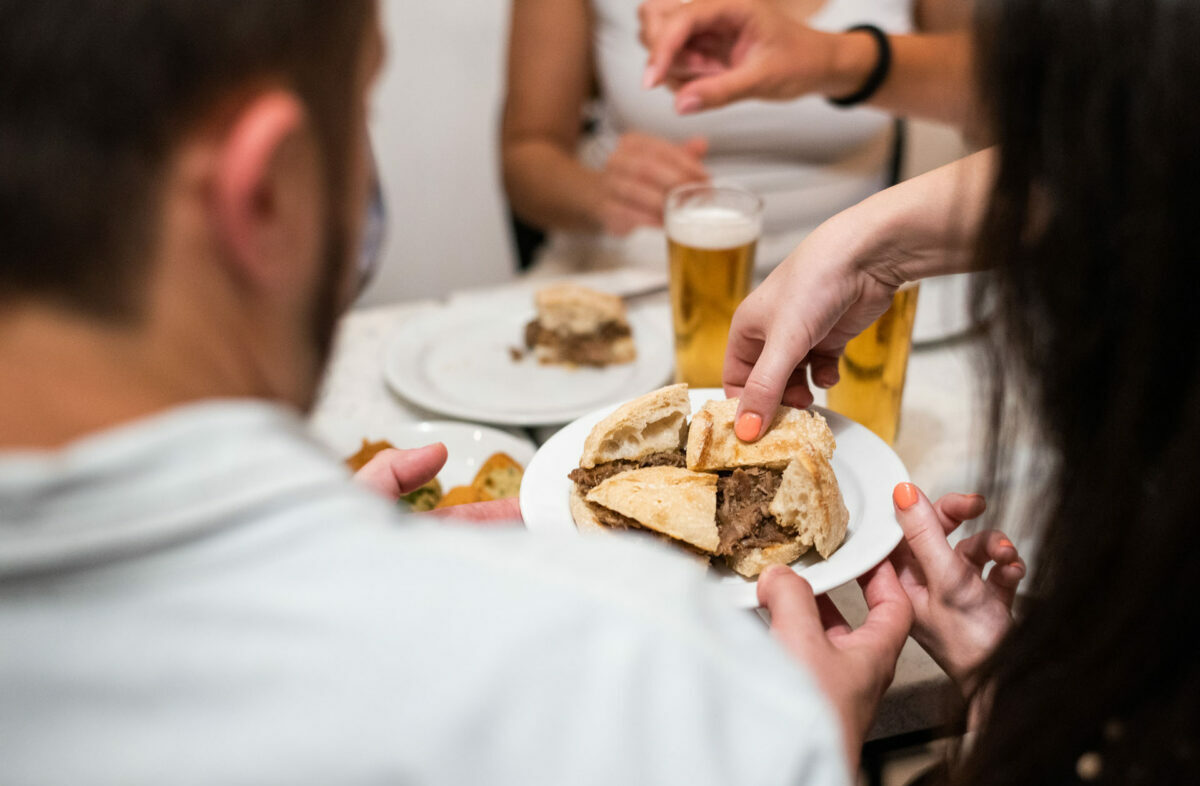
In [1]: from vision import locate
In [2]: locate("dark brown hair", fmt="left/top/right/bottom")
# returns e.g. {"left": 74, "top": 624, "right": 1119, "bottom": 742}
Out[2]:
{"left": 0, "top": 1, "right": 372, "bottom": 321}
{"left": 961, "top": 0, "right": 1200, "bottom": 782}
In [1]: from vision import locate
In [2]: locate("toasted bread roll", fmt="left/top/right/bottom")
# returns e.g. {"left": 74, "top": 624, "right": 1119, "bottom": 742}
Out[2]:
{"left": 726, "top": 539, "right": 810, "bottom": 579}
{"left": 686, "top": 398, "right": 835, "bottom": 472}
{"left": 471, "top": 452, "right": 524, "bottom": 500}
{"left": 535, "top": 284, "right": 626, "bottom": 334}
{"left": 579, "top": 384, "right": 690, "bottom": 469}
{"left": 585, "top": 466, "right": 719, "bottom": 553}
{"left": 770, "top": 444, "right": 849, "bottom": 559}
{"left": 532, "top": 336, "right": 635, "bottom": 366}
{"left": 568, "top": 486, "right": 610, "bottom": 535}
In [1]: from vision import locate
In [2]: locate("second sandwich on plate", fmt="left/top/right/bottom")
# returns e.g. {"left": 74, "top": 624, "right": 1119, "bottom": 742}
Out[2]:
{"left": 567, "top": 384, "right": 849, "bottom": 578}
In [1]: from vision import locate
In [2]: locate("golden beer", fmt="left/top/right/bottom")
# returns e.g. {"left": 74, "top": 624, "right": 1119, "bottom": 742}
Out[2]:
{"left": 665, "top": 185, "right": 763, "bottom": 387}
{"left": 826, "top": 286, "right": 920, "bottom": 444}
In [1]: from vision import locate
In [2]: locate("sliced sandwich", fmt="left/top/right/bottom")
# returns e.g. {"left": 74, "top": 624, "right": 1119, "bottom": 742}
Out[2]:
{"left": 524, "top": 284, "right": 636, "bottom": 367}
{"left": 567, "top": 385, "right": 849, "bottom": 577}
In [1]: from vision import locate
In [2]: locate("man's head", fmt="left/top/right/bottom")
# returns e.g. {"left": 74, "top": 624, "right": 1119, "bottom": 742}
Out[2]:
{"left": 0, "top": 1, "right": 381, "bottom": 416}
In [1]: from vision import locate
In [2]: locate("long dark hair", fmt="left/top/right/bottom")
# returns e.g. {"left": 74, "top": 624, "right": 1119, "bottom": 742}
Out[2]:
{"left": 959, "top": 0, "right": 1200, "bottom": 782}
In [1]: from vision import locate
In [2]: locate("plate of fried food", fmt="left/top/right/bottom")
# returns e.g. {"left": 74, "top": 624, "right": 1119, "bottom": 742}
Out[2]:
{"left": 520, "top": 385, "right": 908, "bottom": 607}
{"left": 310, "top": 416, "right": 536, "bottom": 511}
{"left": 382, "top": 284, "right": 673, "bottom": 426}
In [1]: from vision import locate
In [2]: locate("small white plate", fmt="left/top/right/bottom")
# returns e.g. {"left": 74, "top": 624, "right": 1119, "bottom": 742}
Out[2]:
{"left": 520, "top": 389, "right": 908, "bottom": 607}
{"left": 382, "top": 302, "right": 674, "bottom": 426}
{"left": 309, "top": 415, "right": 536, "bottom": 490}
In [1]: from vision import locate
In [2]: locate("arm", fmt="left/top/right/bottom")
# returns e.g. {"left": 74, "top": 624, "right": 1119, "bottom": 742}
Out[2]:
{"left": 725, "top": 149, "right": 995, "bottom": 437}
{"left": 502, "top": 0, "right": 710, "bottom": 237}
{"left": 640, "top": 0, "right": 976, "bottom": 127}
{"left": 501, "top": 0, "right": 601, "bottom": 232}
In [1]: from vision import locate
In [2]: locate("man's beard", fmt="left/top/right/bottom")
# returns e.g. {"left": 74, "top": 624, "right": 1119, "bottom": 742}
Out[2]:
{"left": 303, "top": 214, "right": 352, "bottom": 411}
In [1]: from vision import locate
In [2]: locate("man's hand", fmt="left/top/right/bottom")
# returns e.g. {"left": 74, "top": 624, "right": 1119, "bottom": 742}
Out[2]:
{"left": 640, "top": 0, "right": 847, "bottom": 115}
{"left": 889, "top": 484, "right": 1025, "bottom": 698}
{"left": 425, "top": 497, "right": 523, "bottom": 524}
{"left": 598, "top": 132, "right": 708, "bottom": 235}
{"left": 353, "top": 444, "right": 448, "bottom": 500}
{"left": 758, "top": 562, "right": 912, "bottom": 770}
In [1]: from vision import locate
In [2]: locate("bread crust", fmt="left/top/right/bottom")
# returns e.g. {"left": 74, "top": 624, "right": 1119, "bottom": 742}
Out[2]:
{"left": 769, "top": 444, "right": 849, "bottom": 559}
{"left": 535, "top": 283, "right": 628, "bottom": 334}
{"left": 586, "top": 466, "right": 720, "bottom": 553}
{"left": 569, "top": 486, "right": 610, "bottom": 535}
{"left": 579, "top": 383, "right": 689, "bottom": 468}
{"left": 726, "top": 539, "right": 810, "bottom": 578}
{"left": 686, "top": 399, "right": 835, "bottom": 471}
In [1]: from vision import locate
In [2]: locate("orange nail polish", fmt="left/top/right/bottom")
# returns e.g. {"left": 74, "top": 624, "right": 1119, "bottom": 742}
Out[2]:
{"left": 735, "top": 413, "right": 762, "bottom": 442}
{"left": 893, "top": 483, "right": 919, "bottom": 510}
{"left": 998, "top": 538, "right": 1014, "bottom": 551}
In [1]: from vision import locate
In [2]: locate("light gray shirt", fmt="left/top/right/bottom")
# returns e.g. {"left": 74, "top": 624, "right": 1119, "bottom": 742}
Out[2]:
{"left": 0, "top": 401, "right": 848, "bottom": 785}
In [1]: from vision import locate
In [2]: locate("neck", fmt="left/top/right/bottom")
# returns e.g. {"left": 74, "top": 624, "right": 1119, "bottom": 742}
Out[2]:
{"left": 0, "top": 300, "right": 300, "bottom": 450}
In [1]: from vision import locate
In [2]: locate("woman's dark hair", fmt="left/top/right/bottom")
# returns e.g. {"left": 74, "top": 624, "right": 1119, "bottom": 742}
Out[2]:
{"left": 962, "top": 0, "right": 1200, "bottom": 782}
{"left": 0, "top": 1, "right": 373, "bottom": 321}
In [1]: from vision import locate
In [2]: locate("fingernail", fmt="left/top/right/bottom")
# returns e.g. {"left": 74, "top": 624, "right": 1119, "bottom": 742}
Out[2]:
{"left": 893, "top": 483, "right": 919, "bottom": 511}
{"left": 998, "top": 538, "right": 1014, "bottom": 550}
{"left": 817, "top": 368, "right": 839, "bottom": 388}
{"left": 642, "top": 65, "right": 656, "bottom": 90}
{"left": 677, "top": 94, "right": 702, "bottom": 114}
{"left": 735, "top": 413, "right": 762, "bottom": 442}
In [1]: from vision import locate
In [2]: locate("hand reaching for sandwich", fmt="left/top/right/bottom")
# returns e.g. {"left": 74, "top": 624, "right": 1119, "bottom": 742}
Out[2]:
{"left": 889, "top": 483, "right": 1025, "bottom": 701}
{"left": 758, "top": 562, "right": 912, "bottom": 771}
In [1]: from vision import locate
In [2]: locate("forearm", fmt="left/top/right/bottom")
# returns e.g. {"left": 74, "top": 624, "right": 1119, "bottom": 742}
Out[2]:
{"left": 502, "top": 140, "right": 604, "bottom": 233}
{"left": 813, "top": 148, "right": 996, "bottom": 285}
{"left": 823, "top": 32, "right": 975, "bottom": 127}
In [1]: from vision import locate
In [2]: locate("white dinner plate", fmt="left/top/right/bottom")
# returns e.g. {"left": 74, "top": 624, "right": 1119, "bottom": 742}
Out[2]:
{"left": 382, "top": 301, "right": 674, "bottom": 426}
{"left": 309, "top": 415, "right": 536, "bottom": 490}
{"left": 520, "top": 388, "right": 908, "bottom": 607}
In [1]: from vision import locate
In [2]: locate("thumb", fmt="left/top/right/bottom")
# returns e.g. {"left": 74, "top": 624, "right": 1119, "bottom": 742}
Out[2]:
{"left": 681, "top": 136, "right": 709, "bottom": 159}
{"left": 757, "top": 565, "right": 826, "bottom": 660}
{"left": 675, "top": 68, "right": 763, "bottom": 114}
{"left": 353, "top": 443, "right": 449, "bottom": 499}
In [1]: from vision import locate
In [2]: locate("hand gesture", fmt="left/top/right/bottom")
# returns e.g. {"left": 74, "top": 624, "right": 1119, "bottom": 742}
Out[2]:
{"left": 599, "top": 132, "right": 708, "bottom": 236}
{"left": 889, "top": 484, "right": 1025, "bottom": 697}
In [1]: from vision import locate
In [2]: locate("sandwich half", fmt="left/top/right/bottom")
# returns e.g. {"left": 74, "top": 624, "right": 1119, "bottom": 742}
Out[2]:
{"left": 524, "top": 284, "right": 636, "bottom": 367}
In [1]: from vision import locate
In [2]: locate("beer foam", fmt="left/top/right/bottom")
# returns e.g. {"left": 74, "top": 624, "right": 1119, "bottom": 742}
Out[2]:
{"left": 666, "top": 206, "right": 761, "bottom": 250}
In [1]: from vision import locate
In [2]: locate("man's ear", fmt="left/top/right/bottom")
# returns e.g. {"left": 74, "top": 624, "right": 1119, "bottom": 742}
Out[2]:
{"left": 211, "top": 91, "right": 321, "bottom": 292}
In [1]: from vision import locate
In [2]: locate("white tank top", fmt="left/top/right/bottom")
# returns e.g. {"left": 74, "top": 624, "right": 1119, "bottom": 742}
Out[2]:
{"left": 534, "top": 0, "right": 915, "bottom": 275}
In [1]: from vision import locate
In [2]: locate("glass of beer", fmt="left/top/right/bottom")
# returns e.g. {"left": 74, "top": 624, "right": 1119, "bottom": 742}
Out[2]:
{"left": 826, "top": 285, "right": 920, "bottom": 444}
{"left": 665, "top": 183, "right": 763, "bottom": 387}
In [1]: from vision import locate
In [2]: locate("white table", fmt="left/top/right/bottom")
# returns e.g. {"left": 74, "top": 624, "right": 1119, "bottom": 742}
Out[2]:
{"left": 312, "top": 277, "right": 1033, "bottom": 745}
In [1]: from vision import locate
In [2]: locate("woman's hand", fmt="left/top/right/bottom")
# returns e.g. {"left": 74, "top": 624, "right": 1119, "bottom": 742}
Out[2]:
{"left": 353, "top": 444, "right": 448, "bottom": 501}
{"left": 724, "top": 216, "right": 900, "bottom": 441}
{"left": 758, "top": 561, "right": 913, "bottom": 771}
{"left": 889, "top": 484, "right": 1025, "bottom": 698}
{"left": 598, "top": 132, "right": 708, "bottom": 236}
{"left": 640, "top": 0, "right": 855, "bottom": 115}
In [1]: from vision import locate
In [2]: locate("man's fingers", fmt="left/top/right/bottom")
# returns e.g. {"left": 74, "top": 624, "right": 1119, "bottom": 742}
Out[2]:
{"left": 757, "top": 565, "right": 826, "bottom": 659}
{"left": 853, "top": 560, "right": 914, "bottom": 659}
{"left": 893, "top": 483, "right": 959, "bottom": 577}
{"left": 425, "top": 498, "right": 522, "bottom": 524}
{"left": 816, "top": 595, "right": 852, "bottom": 636}
{"left": 353, "top": 443, "right": 449, "bottom": 499}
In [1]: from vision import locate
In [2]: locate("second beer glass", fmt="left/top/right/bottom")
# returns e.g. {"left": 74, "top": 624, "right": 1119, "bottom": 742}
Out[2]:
{"left": 665, "top": 184, "right": 763, "bottom": 388}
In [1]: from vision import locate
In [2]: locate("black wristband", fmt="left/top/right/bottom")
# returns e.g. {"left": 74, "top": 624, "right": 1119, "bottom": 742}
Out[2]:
{"left": 828, "top": 24, "right": 892, "bottom": 108}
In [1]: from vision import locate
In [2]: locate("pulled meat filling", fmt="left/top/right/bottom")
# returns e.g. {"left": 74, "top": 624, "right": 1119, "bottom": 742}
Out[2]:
{"left": 525, "top": 319, "right": 632, "bottom": 366}
{"left": 568, "top": 451, "right": 687, "bottom": 531}
{"left": 716, "top": 468, "right": 792, "bottom": 555}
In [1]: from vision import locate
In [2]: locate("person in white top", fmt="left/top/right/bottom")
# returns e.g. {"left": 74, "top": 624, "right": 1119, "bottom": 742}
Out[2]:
{"left": 502, "top": 0, "right": 974, "bottom": 273}
{"left": 0, "top": 2, "right": 911, "bottom": 784}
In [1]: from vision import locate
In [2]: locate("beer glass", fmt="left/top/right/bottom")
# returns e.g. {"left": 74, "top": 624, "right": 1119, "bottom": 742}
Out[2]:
{"left": 826, "top": 285, "right": 920, "bottom": 444}
{"left": 665, "top": 183, "right": 763, "bottom": 387}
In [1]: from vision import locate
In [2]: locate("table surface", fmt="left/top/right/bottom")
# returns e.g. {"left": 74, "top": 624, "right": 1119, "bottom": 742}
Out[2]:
{"left": 312, "top": 275, "right": 1019, "bottom": 742}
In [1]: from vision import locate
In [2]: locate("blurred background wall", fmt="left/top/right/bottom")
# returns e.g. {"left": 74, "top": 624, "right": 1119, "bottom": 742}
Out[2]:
{"left": 362, "top": 2, "right": 967, "bottom": 307}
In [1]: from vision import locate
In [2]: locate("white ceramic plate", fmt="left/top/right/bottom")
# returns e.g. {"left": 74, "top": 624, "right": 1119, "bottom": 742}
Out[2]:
{"left": 382, "top": 302, "right": 674, "bottom": 426}
{"left": 520, "top": 389, "right": 908, "bottom": 607}
{"left": 309, "top": 415, "right": 536, "bottom": 490}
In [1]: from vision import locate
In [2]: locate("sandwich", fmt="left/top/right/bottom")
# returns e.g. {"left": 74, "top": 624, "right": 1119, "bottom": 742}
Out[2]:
{"left": 524, "top": 284, "right": 636, "bottom": 367}
{"left": 567, "top": 385, "right": 849, "bottom": 577}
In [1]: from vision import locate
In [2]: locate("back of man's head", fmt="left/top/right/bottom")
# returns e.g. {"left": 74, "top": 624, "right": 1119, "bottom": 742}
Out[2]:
{"left": 0, "top": 1, "right": 372, "bottom": 322}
